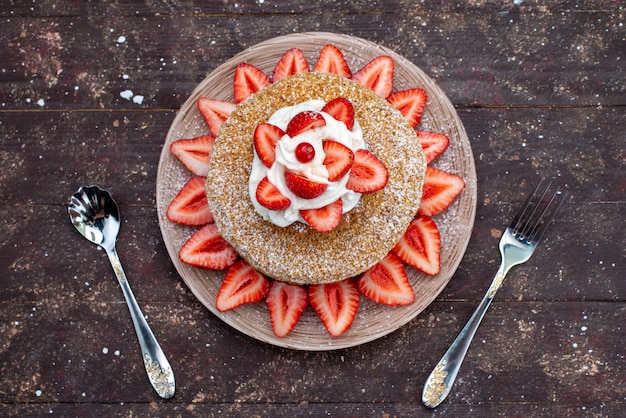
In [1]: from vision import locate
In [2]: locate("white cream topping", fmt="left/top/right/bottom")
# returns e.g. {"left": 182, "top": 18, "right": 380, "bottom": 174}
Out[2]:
{"left": 249, "top": 99, "right": 365, "bottom": 227}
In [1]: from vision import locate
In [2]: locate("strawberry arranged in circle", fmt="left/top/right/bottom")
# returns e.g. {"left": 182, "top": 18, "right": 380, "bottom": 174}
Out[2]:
{"left": 300, "top": 198, "right": 343, "bottom": 233}
{"left": 170, "top": 134, "right": 215, "bottom": 177}
{"left": 266, "top": 281, "right": 309, "bottom": 337}
{"left": 179, "top": 223, "right": 238, "bottom": 270}
{"left": 322, "top": 140, "right": 354, "bottom": 182}
{"left": 284, "top": 171, "right": 328, "bottom": 199}
{"left": 416, "top": 130, "right": 450, "bottom": 164}
{"left": 393, "top": 215, "right": 441, "bottom": 275}
{"left": 418, "top": 166, "right": 465, "bottom": 216}
{"left": 346, "top": 149, "right": 389, "bottom": 193}
{"left": 216, "top": 259, "right": 270, "bottom": 311}
{"left": 272, "top": 48, "right": 310, "bottom": 82}
{"left": 313, "top": 44, "right": 352, "bottom": 79}
{"left": 321, "top": 97, "right": 355, "bottom": 130}
{"left": 387, "top": 88, "right": 427, "bottom": 128}
{"left": 166, "top": 176, "right": 213, "bottom": 226}
{"left": 358, "top": 252, "right": 415, "bottom": 306}
{"left": 352, "top": 55, "right": 394, "bottom": 99}
{"left": 286, "top": 110, "right": 326, "bottom": 137}
{"left": 197, "top": 98, "right": 236, "bottom": 137}
{"left": 308, "top": 279, "right": 360, "bottom": 337}
{"left": 254, "top": 122, "right": 285, "bottom": 168}
{"left": 256, "top": 176, "right": 291, "bottom": 210}
{"left": 234, "top": 63, "right": 271, "bottom": 103}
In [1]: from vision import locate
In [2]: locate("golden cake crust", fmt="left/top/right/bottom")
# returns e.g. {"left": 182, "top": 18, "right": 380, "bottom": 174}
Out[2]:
{"left": 206, "top": 72, "right": 426, "bottom": 284}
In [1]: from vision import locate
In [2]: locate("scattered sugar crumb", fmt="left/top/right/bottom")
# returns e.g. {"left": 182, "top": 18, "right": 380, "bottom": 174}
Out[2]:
{"left": 102, "top": 347, "right": 109, "bottom": 354}
{"left": 116, "top": 36, "right": 126, "bottom": 44}
{"left": 120, "top": 90, "right": 133, "bottom": 100}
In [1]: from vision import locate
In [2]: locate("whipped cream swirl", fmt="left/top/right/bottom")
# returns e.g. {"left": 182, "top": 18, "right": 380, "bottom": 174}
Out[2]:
{"left": 249, "top": 99, "right": 365, "bottom": 227}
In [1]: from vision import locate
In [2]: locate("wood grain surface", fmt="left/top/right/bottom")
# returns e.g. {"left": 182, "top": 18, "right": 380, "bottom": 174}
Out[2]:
{"left": 1, "top": 1, "right": 624, "bottom": 416}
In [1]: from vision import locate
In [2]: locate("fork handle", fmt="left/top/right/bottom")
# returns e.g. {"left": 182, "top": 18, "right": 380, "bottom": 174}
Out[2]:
{"left": 422, "top": 267, "right": 507, "bottom": 408}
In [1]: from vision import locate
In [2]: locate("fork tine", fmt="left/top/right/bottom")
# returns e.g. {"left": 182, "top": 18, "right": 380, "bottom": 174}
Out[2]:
{"left": 510, "top": 179, "right": 568, "bottom": 244}
{"left": 528, "top": 187, "right": 568, "bottom": 244}
{"left": 508, "top": 179, "right": 546, "bottom": 233}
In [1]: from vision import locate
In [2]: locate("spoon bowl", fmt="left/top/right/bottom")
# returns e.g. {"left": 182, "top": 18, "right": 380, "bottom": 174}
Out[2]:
{"left": 69, "top": 185, "right": 175, "bottom": 399}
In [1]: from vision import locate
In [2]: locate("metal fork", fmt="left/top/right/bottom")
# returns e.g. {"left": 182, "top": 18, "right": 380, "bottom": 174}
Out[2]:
{"left": 422, "top": 179, "right": 568, "bottom": 408}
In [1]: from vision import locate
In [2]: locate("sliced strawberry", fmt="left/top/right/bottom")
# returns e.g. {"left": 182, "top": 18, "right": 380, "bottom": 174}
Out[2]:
{"left": 322, "top": 140, "right": 354, "bottom": 181}
{"left": 416, "top": 130, "right": 450, "bottom": 164}
{"left": 387, "top": 88, "right": 427, "bottom": 128}
{"left": 284, "top": 171, "right": 328, "bottom": 199}
{"left": 265, "top": 281, "right": 308, "bottom": 337}
{"left": 346, "top": 149, "right": 389, "bottom": 193}
{"left": 256, "top": 176, "right": 291, "bottom": 210}
{"left": 308, "top": 279, "right": 360, "bottom": 337}
{"left": 216, "top": 260, "right": 269, "bottom": 311}
{"left": 179, "top": 223, "right": 238, "bottom": 270}
{"left": 170, "top": 135, "right": 215, "bottom": 176}
{"left": 166, "top": 176, "right": 213, "bottom": 226}
{"left": 321, "top": 97, "right": 355, "bottom": 130}
{"left": 197, "top": 98, "right": 236, "bottom": 137}
{"left": 392, "top": 215, "right": 441, "bottom": 275}
{"left": 285, "top": 110, "right": 326, "bottom": 137}
{"left": 352, "top": 56, "right": 394, "bottom": 99}
{"left": 313, "top": 44, "right": 352, "bottom": 78}
{"left": 358, "top": 252, "right": 415, "bottom": 306}
{"left": 272, "top": 48, "right": 310, "bottom": 82}
{"left": 254, "top": 122, "right": 285, "bottom": 168}
{"left": 233, "top": 63, "right": 271, "bottom": 104}
{"left": 300, "top": 198, "right": 343, "bottom": 232}
{"left": 418, "top": 166, "right": 465, "bottom": 216}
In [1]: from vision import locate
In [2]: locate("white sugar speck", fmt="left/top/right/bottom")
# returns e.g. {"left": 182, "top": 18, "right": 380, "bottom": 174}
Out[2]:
{"left": 114, "top": 350, "right": 121, "bottom": 356}
{"left": 117, "top": 36, "right": 126, "bottom": 44}
{"left": 37, "top": 98, "right": 45, "bottom": 107}
{"left": 120, "top": 90, "right": 133, "bottom": 100}
{"left": 36, "top": 390, "right": 42, "bottom": 396}
{"left": 132, "top": 95, "right": 144, "bottom": 104}
{"left": 102, "top": 347, "right": 109, "bottom": 354}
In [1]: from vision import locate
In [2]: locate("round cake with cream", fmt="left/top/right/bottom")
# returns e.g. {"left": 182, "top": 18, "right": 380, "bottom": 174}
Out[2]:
{"left": 206, "top": 72, "right": 426, "bottom": 284}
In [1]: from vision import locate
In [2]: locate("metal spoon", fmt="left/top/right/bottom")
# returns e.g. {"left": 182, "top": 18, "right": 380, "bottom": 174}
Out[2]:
{"left": 68, "top": 185, "right": 175, "bottom": 399}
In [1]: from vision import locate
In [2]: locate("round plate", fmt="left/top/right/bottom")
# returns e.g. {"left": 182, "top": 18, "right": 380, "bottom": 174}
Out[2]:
{"left": 156, "top": 32, "right": 477, "bottom": 351}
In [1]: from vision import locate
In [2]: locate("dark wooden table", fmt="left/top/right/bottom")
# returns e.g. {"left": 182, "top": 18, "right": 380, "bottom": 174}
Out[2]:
{"left": 1, "top": 1, "right": 624, "bottom": 416}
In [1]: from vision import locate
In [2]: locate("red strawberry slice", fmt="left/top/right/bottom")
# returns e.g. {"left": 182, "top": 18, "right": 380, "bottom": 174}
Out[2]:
{"left": 358, "top": 252, "right": 415, "bottom": 306}
{"left": 300, "top": 198, "right": 343, "bottom": 232}
{"left": 272, "top": 48, "right": 310, "bottom": 82}
{"left": 284, "top": 171, "right": 328, "bottom": 199}
{"left": 179, "top": 223, "right": 238, "bottom": 270}
{"left": 352, "top": 56, "right": 394, "bottom": 99}
{"left": 308, "top": 279, "right": 360, "bottom": 337}
{"left": 322, "top": 140, "right": 354, "bottom": 181}
{"left": 233, "top": 63, "right": 271, "bottom": 104}
{"left": 170, "top": 135, "right": 215, "bottom": 176}
{"left": 416, "top": 130, "right": 450, "bottom": 164}
{"left": 216, "top": 260, "right": 269, "bottom": 311}
{"left": 418, "top": 166, "right": 465, "bottom": 216}
{"left": 387, "top": 88, "right": 427, "bottom": 128}
{"left": 256, "top": 176, "right": 291, "bottom": 210}
{"left": 166, "top": 176, "right": 213, "bottom": 226}
{"left": 197, "top": 98, "right": 236, "bottom": 137}
{"left": 285, "top": 110, "right": 326, "bottom": 137}
{"left": 254, "top": 122, "right": 285, "bottom": 168}
{"left": 392, "top": 215, "right": 441, "bottom": 275}
{"left": 321, "top": 97, "right": 355, "bottom": 130}
{"left": 313, "top": 44, "right": 352, "bottom": 79}
{"left": 265, "top": 281, "right": 309, "bottom": 337}
{"left": 346, "top": 149, "right": 389, "bottom": 193}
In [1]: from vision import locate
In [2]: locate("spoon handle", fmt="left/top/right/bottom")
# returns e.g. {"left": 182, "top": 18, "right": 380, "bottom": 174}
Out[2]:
{"left": 106, "top": 247, "right": 176, "bottom": 399}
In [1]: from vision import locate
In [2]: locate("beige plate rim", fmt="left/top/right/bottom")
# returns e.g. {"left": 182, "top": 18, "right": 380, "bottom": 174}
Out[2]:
{"left": 156, "top": 32, "right": 477, "bottom": 351}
